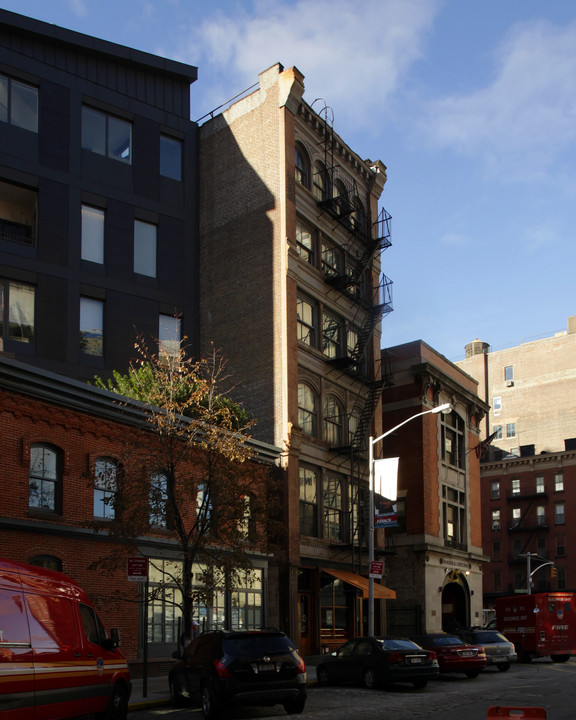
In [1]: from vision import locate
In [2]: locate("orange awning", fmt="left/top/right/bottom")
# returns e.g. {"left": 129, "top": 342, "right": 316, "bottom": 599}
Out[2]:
{"left": 321, "top": 568, "right": 396, "bottom": 600}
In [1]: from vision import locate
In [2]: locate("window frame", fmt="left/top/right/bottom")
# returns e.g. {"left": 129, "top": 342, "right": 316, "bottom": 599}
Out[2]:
{"left": 159, "top": 314, "right": 181, "bottom": 359}
{"left": 0, "top": 73, "right": 38, "bottom": 132}
{"left": 134, "top": 219, "right": 157, "bottom": 277}
{"left": 81, "top": 204, "right": 105, "bottom": 264}
{"left": 298, "top": 383, "right": 318, "bottom": 437}
{"left": 296, "top": 295, "right": 316, "bottom": 347}
{"left": 0, "top": 278, "right": 35, "bottom": 348}
{"left": 323, "top": 394, "right": 343, "bottom": 447}
{"left": 28, "top": 443, "right": 61, "bottom": 513}
{"left": 93, "top": 457, "right": 118, "bottom": 520}
{"left": 299, "top": 465, "right": 319, "bottom": 537}
{"left": 79, "top": 296, "right": 104, "bottom": 357}
{"left": 160, "top": 134, "right": 182, "bottom": 181}
{"left": 82, "top": 105, "right": 132, "bottom": 164}
{"left": 295, "top": 143, "right": 310, "bottom": 188}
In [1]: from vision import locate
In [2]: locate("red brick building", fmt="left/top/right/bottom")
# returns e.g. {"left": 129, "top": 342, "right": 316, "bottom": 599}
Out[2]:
{"left": 0, "top": 356, "right": 280, "bottom": 674}
{"left": 481, "top": 451, "right": 576, "bottom": 602}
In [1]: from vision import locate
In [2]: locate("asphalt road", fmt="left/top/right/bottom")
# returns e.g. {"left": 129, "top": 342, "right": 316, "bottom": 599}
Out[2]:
{"left": 128, "top": 658, "right": 576, "bottom": 720}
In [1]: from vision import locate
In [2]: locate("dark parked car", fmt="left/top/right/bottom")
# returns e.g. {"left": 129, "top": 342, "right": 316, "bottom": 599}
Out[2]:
{"left": 316, "top": 637, "right": 439, "bottom": 690}
{"left": 456, "top": 629, "right": 517, "bottom": 671}
{"left": 413, "top": 634, "right": 487, "bottom": 677}
{"left": 168, "top": 630, "right": 307, "bottom": 719}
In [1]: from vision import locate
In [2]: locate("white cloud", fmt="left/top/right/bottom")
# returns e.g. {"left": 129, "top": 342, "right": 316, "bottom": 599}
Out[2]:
{"left": 68, "top": 0, "right": 88, "bottom": 16}
{"left": 423, "top": 19, "right": 576, "bottom": 182}
{"left": 171, "top": 0, "right": 442, "bottom": 129}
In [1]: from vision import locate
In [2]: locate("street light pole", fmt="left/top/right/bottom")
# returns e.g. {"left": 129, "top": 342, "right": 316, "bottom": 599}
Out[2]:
{"left": 367, "top": 402, "right": 452, "bottom": 637}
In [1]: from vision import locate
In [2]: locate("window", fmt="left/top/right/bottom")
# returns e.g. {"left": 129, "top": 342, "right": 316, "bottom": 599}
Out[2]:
{"left": 492, "top": 540, "right": 501, "bottom": 561}
{"left": 494, "top": 571, "right": 502, "bottom": 592}
{"left": 93, "top": 457, "right": 117, "bottom": 519}
{"left": 237, "top": 494, "right": 253, "bottom": 539}
{"left": 556, "top": 535, "right": 566, "bottom": 557}
{"left": 148, "top": 558, "right": 183, "bottom": 645}
{"left": 506, "top": 423, "right": 516, "bottom": 438}
{"left": 81, "top": 205, "right": 105, "bottom": 264}
{"left": 231, "top": 569, "right": 263, "bottom": 630}
{"left": 295, "top": 221, "right": 314, "bottom": 264}
{"left": 150, "top": 471, "right": 168, "bottom": 527}
{"left": 504, "top": 365, "right": 514, "bottom": 382}
{"left": 493, "top": 396, "right": 502, "bottom": 414}
{"left": 351, "top": 197, "right": 365, "bottom": 234}
{"left": 441, "top": 411, "right": 465, "bottom": 469}
{"left": 196, "top": 482, "right": 213, "bottom": 532}
{"left": 332, "top": 180, "right": 347, "bottom": 216}
{"left": 160, "top": 134, "right": 182, "bottom": 181}
{"left": 299, "top": 466, "right": 318, "bottom": 537}
{"left": 298, "top": 383, "right": 317, "bottom": 436}
{"left": 491, "top": 481, "right": 500, "bottom": 500}
{"left": 296, "top": 295, "right": 316, "bottom": 346}
{"left": 493, "top": 425, "right": 503, "bottom": 439}
{"left": 295, "top": 144, "right": 309, "bottom": 188}
{"left": 443, "top": 485, "right": 466, "bottom": 547}
{"left": 512, "top": 507, "right": 521, "bottom": 526}
{"left": 322, "top": 311, "right": 343, "bottom": 359}
{"left": 491, "top": 509, "right": 501, "bottom": 530}
{"left": 555, "top": 503, "right": 565, "bottom": 525}
{"left": 536, "top": 505, "right": 546, "bottom": 526}
{"left": 0, "top": 180, "right": 37, "bottom": 246}
{"left": 321, "top": 239, "right": 342, "bottom": 278}
{"left": 80, "top": 297, "right": 103, "bottom": 356}
{"left": 554, "top": 473, "right": 564, "bottom": 492}
{"left": 323, "top": 395, "right": 343, "bottom": 446}
{"left": 323, "top": 474, "right": 343, "bottom": 541}
{"left": 159, "top": 314, "right": 181, "bottom": 359}
{"left": 313, "top": 162, "right": 328, "bottom": 201}
{"left": 82, "top": 106, "right": 132, "bottom": 163}
{"left": 537, "top": 536, "right": 546, "bottom": 557}
{"left": 134, "top": 220, "right": 157, "bottom": 277}
{"left": 29, "top": 555, "right": 62, "bottom": 571}
{"left": 557, "top": 568, "right": 566, "bottom": 590}
{"left": 0, "top": 279, "right": 35, "bottom": 347}
{"left": 511, "top": 478, "right": 520, "bottom": 495}
{"left": 536, "top": 475, "right": 545, "bottom": 494}
{"left": 0, "top": 74, "right": 38, "bottom": 132}
{"left": 29, "top": 444, "right": 60, "bottom": 512}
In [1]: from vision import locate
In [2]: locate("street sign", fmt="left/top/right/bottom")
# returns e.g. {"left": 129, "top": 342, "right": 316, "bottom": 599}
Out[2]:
{"left": 127, "top": 557, "right": 149, "bottom": 583}
{"left": 369, "top": 560, "right": 384, "bottom": 578}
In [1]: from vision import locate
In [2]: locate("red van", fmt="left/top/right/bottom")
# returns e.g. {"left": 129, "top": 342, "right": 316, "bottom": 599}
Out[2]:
{"left": 0, "top": 558, "right": 131, "bottom": 719}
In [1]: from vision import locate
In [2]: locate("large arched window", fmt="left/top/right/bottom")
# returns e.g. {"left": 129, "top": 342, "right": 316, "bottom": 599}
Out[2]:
{"left": 332, "top": 180, "right": 347, "bottom": 215}
{"left": 29, "top": 443, "right": 61, "bottom": 513}
{"left": 94, "top": 457, "right": 118, "bottom": 519}
{"left": 295, "top": 143, "right": 310, "bottom": 188}
{"left": 313, "top": 162, "right": 328, "bottom": 201}
{"left": 298, "top": 383, "right": 318, "bottom": 436}
{"left": 324, "top": 395, "right": 343, "bottom": 446}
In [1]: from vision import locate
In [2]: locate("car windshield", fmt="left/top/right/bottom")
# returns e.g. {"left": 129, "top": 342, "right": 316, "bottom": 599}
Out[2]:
{"left": 471, "top": 631, "right": 507, "bottom": 643}
{"left": 377, "top": 638, "right": 420, "bottom": 651}
{"left": 223, "top": 634, "right": 295, "bottom": 656}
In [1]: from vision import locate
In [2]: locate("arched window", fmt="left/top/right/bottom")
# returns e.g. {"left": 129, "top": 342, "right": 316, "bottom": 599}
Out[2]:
{"left": 150, "top": 471, "right": 168, "bottom": 527}
{"left": 324, "top": 395, "right": 343, "bottom": 446}
{"left": 295, "top": 143, "right": 310, "bottom": 188}
{"left": 332, "top": 180, "right": 347, "bottom": 215}
{"left": 94, "top": 457, "right": 118, "bottom": 519}
{"left": 298, "top": 383, "right": 318, "bottom": 436}
{"left": 313, "top": 162, "right": 328, "bottom": 201}
{"left": 29, "top": 555, "right": 62, "bottom": 571}
{"left": 29, "top": 443, "right": 61, "bottom": 513}
{"left": 351, "top": 196, "right": 365, "bottom": 233}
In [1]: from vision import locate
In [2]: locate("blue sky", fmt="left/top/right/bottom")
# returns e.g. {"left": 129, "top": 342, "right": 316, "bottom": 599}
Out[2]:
{"left": 2, "top": 0, "right": 575, "bottom": 361}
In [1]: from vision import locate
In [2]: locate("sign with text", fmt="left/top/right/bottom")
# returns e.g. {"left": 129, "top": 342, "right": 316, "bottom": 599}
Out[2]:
{"left": 369, "top": 560, "right": 384, "bottom": 578}
{"left": 127, "top": 557, "right": 149, "bottom": 583}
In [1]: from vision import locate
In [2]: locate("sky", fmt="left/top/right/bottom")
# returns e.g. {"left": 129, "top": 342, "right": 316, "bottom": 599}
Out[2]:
{"left": 2, "top": 0, "right": 575, "bottom": 362}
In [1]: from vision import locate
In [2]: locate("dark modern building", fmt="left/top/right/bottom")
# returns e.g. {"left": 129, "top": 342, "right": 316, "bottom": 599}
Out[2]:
{"left": 0, "top": 9, "right": 199, "bottom": 381}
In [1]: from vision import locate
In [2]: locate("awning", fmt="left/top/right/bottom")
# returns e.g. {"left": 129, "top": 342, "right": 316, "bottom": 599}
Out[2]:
{"left": 321, "top": 567, "right": 396, "bottom": 600}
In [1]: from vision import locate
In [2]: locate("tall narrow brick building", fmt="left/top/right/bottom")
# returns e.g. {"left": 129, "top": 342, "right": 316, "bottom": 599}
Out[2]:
{"left": 199, "top": 64, "right": 393, "bottom": 652}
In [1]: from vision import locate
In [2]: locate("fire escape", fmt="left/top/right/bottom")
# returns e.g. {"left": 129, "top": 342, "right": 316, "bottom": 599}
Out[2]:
{"left": 312, "top": 106, "right": 394, "bottom": 555}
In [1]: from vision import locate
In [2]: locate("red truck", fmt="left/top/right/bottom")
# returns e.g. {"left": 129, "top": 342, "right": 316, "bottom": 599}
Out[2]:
{"left": 496, "top": 592, "right": 576, "bottom": 663}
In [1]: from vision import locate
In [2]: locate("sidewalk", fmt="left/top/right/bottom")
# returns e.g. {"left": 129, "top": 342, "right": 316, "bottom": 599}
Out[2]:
{"left": 128, "top": 658, "right": 320, "bottom": 711}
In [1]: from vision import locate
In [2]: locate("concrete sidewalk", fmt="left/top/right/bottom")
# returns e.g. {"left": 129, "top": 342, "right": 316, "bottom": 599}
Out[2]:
{"left": 128, "top": 659, "right": 319, "bottom": 711}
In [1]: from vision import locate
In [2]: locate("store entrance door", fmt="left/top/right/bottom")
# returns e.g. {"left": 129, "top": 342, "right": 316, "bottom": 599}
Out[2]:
{"left": 297, "top": 592, "right": 314, "bottom": 656}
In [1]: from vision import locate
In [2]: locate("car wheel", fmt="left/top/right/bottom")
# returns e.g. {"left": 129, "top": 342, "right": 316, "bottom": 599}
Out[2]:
{"left": 465, "top": 671, "right": 479, "bottom": 679}
{"left": 201, "top": 684, "right": 221, "bottom": 720}
{"left": 412, "top": 679, "right": 428, "bottom": 689}
{"left": 169, "top": 678, "right": 186, "bottom": 708}
{"left": 317, "top": 667, "right": 331, "bottom": 686}
{"left": 496, "top": 662, "right": 510, "bottom": 672}
{"left": 283, "top": 697, "right": 306, "bottom": 714}
{"left": 95, "top": 683, "right": 128, "bottom": 720}
{"left": 364, "top": 668, "right": 376, "bottom": 689}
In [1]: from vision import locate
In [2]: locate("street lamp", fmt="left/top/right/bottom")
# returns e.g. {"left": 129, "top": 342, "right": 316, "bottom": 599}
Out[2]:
{"left": 367, "top": 402, "right": 452, "bottom": 636}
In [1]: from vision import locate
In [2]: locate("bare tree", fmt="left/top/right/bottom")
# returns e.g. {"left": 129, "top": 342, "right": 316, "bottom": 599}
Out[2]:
{"left": 91, "top": 339, "right": 278, "bottom": 642}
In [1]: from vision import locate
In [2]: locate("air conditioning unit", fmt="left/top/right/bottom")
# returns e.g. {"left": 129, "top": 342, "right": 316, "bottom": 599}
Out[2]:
{"left": 505, "top": 380, "right": 514, "bottom": 387}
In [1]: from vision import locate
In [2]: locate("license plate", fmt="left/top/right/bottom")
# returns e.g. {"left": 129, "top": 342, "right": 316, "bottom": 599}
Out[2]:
{"left": 492, "top": 656, "right": 505, "bottom": 662}
{"left": 460, "top": 650, "right": 476, "bottom": 657}
{"left": 409, "top": 657, "right": 423, "bottom": 664}
{"left": 258, "top": 663, "right": 276, "bottom": 672}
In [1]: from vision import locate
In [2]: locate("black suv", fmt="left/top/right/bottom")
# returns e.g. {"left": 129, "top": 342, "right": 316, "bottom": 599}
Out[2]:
{"left": 169, "top": 629, "right": 307, "bottom": 719}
